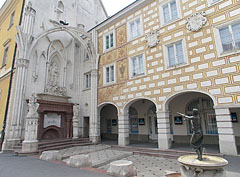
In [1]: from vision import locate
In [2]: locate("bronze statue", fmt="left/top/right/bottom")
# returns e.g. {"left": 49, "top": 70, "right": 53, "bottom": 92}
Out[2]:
{"left": 178, "top": 109, "right": 203, "bottom": 160}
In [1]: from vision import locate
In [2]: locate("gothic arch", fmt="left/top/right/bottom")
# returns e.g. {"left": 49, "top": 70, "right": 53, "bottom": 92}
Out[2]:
{"left": 27, "top": 26, "right": 96, "bottom": 67}
{"left": 163, "top": 89, "right": 217, "bottom": 112}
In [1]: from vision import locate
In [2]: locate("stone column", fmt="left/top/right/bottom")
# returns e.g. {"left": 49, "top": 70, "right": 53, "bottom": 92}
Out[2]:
{"left": 214, "top": 107, "right": 237, "bottom": 155}
{"left": 118, "top": 114, "right": 129, "bottom": 146}
{"left": 157, "top": 111, "right": 172, "bottom": 149}
{"left": 22, "top": 94, "right": 39, "bottom": 152}
{"left": 89, "top": 69, "right": 100, "bottom": 143}
{"left": 6, "top": 59, "right": 29, "bottom": 148}
{"left": 72, "top": 104, "right": 80, "bottom": 139}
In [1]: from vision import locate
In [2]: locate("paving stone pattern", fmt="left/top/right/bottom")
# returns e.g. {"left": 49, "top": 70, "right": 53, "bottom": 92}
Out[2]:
{"left": 99, "top": 155, "right": 180, "bottom": 177}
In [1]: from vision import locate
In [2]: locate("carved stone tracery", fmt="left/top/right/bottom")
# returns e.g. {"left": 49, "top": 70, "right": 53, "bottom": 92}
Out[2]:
{"left": 186, "top": 12, "right": 207, "bottom": 32}
{"left": 145, "top": 30, "right": 160, "bottom": 48}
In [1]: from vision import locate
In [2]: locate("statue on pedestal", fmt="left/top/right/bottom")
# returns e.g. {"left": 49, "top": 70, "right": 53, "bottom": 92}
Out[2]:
{"left": 27, "top": 94, "right": 39, "bottom": 117}
{"left": 178, "top": 109, "right": 203, "bottom": 160}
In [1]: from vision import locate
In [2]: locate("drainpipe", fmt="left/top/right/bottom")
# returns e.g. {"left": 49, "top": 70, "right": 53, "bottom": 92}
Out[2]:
{"left": 0, "top": 0, "right": 25, "bottom": 150}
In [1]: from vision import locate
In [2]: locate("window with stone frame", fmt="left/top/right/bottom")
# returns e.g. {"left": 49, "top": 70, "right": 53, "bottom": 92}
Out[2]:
{"left": 8, "top": 11, "right": 15, "bottom": 29}
{"left": 218, "top": 22, "right": 240, "bottom": 53}
{"left": 159, "top": 0, "right": 180, "bottom": 25}
{"left": 104, "top": 31, "right": 115, "bottom": 51}
{"left": 84, "top": 72, "right": 91, "bottom": 89}
{"left": 165, "top": 40, "right": 186, "bottom": 68}
{"left": 1, "top": 46, "right": 9, "bottom": 68}
{"left": 130, "top": 54, "right": 145, "bottom": 77}
{"left": 128, "top": 16, "right": 142, "bottom": 40}
{"left": 104, "top": 64, "right": 115, "bottom": 84}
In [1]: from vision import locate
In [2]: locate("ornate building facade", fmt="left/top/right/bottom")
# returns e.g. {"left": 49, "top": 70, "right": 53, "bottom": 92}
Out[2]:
{"left": 2, "top": 0, "right": 107, "bottom": 151}
{"left": 94, "top": 0, "right": 240, "bottom": 155}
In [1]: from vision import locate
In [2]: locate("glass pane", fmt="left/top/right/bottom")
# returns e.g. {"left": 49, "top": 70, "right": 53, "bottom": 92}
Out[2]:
{"left": 138, "top": 55, "right": 144, "bottom": 74}
{"left": 110, "top": 33, "right": 114, "bottom": 47}
{"left": 168, "top": 45, "right": 175, "bottom": 67}
{"left": 219, "top": 27, "right": 233, "bottom": 52}
{"left": 163, "top": 4, "right": 170, "bottom": 23}
{"left": 170, "top": 1, "right": 178, "bottom": 20}
{"left": 136, "top": 19, "right": 141, "bottom": 36}
{"left": 106, "top": 67, "right": 109, "bottom": 82}
{"left": 176, "top": 42, "right": 184, "bottom": 64}
{"left": 106, "top": 36, "right": 109, "bottom": 49}
{"left": 232, "top": 23, "right": 240, "bottom": 49}
{"left": 110, "top": 65, "right": 114, "bottom": 81}
{"left": 132, "top": 58, "right": 137, "bottom": 76}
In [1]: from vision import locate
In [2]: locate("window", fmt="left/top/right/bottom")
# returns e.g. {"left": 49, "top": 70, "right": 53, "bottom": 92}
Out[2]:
{"left": 104, "top": 31, "right": 115, "bottom": 51}
{"left": 219, "top": 22, "right": 240, "bottom": 53}
{"left": 128, "top": 17, "right": 142, "bottom": 40}
{"left": 130, "top": 54, "right": 145, "bottom": 77}
{"left": 165, "top": 40, "right": 186, "bottom": 68}
{"left": 160, "top": 0, "right": 180, "bottom": 25}
{"left": 84, "top": 51, "right": 89, "bottom": 61}
{"left": 1, "top": 46, "right": 9, "bottom": 68}
{"left": 104, "top": 64, "right": 115, "bottom": 84}
{"left": 8, "top": 11, "right": 15, "bottom": 29}
{"left": 84, "top": 72, "right": 91, "bottom": 89}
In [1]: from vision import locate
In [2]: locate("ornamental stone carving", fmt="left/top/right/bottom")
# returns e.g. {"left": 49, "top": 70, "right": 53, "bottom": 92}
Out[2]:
{"left": 145, "top": 30, "right": 160, "bottom": 48}
{"left": 27, "top": 94, "right": 39, "bottom": 117}
{"left": 186, "top": 12, "right": 207, "bottom": 32}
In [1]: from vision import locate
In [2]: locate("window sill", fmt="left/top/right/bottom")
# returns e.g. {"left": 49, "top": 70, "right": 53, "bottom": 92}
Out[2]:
{"left": 103, "top": 81, "right": 116, "bottom": 86}
{"left": 165, "top": 62, "right": 188, "bottom": 71}
{"left": 83, "top": 88, "right": 91, "bottom": 91}
{"left": 161, "top": 18, "right": 180, "bottom": 28}
{"left": 130, "top": 72, "right": 145, "bottom": 79}
{"left": 208, "top": 0, "right": 224, "bottom": 7}
{"left": 127, "top": 34, "right": 143, "bottom": 43}
{"left": 219, "top": 48, "right": 240, "bottom": 58}
{"left": 103, "top": 47, "right": 115, "bottom": 54}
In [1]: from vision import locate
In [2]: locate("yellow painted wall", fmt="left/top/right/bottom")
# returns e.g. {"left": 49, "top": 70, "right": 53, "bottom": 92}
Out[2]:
{"left": 0, "top": 0, "right": 24, "bottom": 131}
{"left": 97, "top": 0, "right": 240, "bottom": 114}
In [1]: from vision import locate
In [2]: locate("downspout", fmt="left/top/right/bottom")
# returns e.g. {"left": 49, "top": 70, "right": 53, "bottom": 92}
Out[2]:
{"left": 0, "top": 0, "right": 25, "bottom": 150}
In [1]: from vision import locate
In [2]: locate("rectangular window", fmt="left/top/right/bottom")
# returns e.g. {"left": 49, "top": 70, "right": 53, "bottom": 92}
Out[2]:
{"left": 129, "top": 17, "right": 142, "bottom": 40}
{"left": 219, "top": 22, "right": 240, "bottom": 53}
{"left": 1, "top": 46, "right": 9, "bottom": 68}
{"left": 9, "top": 11, "right": 15, "bottom": 29}
{"left": 84, "top": 73, "right": 91, "bottom": 89}
{"left": 131, "top": 54, "right": 144, "bottom": 77}
{"left": 162, "top": 0, "right": 179, "bottom": 24}
{"left": 104, "top": 32, "right": 114, "bottom": 50}
{"left": 167, "top": 41, "right": 185, "bottom": 68}
{"left": 104, "top": 64, "right": 115, "bottom": 84}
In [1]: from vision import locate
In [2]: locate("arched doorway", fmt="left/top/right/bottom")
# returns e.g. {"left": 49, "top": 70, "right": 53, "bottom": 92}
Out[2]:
{"left": 100, "top": 104, "right": 118, "bottom": 143}
{"left": 167, "top": 92, "right": 219, "bottom": 152}
{"left": 127, "top": 99, "right": 157, "bottom": 144}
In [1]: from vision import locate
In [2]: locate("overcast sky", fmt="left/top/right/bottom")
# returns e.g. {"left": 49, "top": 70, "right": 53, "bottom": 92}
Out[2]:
{"left": 0, "top": 0, "right": 135, "bottom": 16}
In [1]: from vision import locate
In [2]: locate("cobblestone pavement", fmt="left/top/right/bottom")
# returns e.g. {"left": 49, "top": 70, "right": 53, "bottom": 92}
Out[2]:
{"left": 59, "top": 145, "right": 240, "bottom": 177}
{"left": 99, "top": 155, "right": 181, "bottom": 177}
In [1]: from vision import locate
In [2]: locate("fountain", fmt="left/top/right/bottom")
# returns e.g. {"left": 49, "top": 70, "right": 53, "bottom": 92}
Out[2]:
{"left": 177, "top": 109, "right": 228, "bottom": 177}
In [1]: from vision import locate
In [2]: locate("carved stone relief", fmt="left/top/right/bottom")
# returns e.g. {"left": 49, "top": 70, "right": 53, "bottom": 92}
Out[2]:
{"left": 145, "top": 30, "right": 160, "bottom": 48}
{"left": 186, "top": 12, "right": 207, "bottom": 32}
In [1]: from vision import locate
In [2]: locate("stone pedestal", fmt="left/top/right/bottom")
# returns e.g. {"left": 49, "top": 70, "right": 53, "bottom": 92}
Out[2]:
{"left": 67, "top": 154, "right": 92, "bottom": 167}
{"left": 22, "top": 115, "right": 39, "bottom": 152}
{"left": 178, "top": 155, "right": 228, "bottom": 177}
{"left": 40, "top": 150, "right": 61, "bottom": 161}
{"left": 72, "top": 119, "right": 79, "bottom": 139}
{"left": 107, "top": 160, "right": 137, "bottom": 177}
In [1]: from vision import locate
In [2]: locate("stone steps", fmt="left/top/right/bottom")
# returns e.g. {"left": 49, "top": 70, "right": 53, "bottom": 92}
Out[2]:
{"left": 14, "top": 138, "right": 93, "bottom": 156}
{"left": 111, "top": 145, "right": 224, "bottom": 159}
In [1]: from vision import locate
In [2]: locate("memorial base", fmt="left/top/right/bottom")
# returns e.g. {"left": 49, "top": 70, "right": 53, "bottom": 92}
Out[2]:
{"left": 178, "top": 155, "right": 228, "bottom": 177}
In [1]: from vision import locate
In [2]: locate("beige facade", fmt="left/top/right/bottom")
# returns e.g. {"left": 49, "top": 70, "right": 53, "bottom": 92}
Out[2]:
{"left": 95, "top": 0, "right": 240, "bottom": 155}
